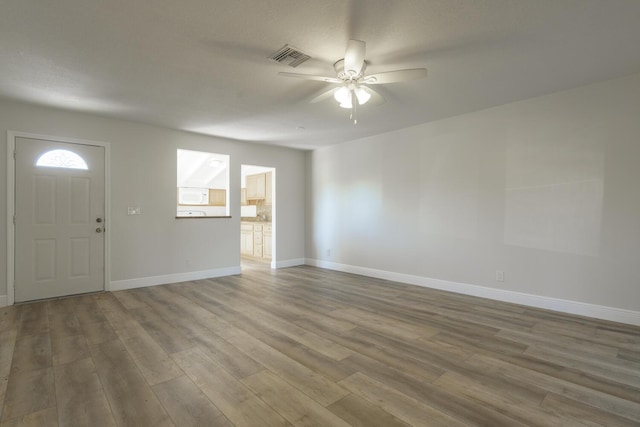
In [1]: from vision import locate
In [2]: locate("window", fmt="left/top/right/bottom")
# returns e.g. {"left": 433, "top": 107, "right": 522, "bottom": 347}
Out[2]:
{"left": 176, "top": 149, "right": 230, "bottom": 218}
{"left": 36, "top": 149, "right": 88, "bottom": 170}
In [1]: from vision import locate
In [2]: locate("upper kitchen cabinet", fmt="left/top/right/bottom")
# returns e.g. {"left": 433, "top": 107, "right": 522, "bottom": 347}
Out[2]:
{"left": 240, "top": 188, "right": 247, "bottom": 206}
{"left": 265, "top": 171, "right": 272, "bottom": 205}
{"left": 209, "top": 189, "right": 226, "bottom": 206}
{"left": 246, "top": 173, "right": 266, "bottom": 200}
{"left": 246, "top": 171, "right": 272, "bottom": 203}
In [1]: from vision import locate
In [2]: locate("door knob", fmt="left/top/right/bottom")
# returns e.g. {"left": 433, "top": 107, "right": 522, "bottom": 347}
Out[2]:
{"left": 96, "top": 228, "right": 103, "bottom": 233}
{"left": 96, "top": 218, "right": 103, "bottom": 223}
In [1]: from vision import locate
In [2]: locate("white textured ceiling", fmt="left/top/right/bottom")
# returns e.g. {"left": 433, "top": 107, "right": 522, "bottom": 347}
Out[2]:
{"left": 2, "top": 1, "right": 640, "bottom": 149}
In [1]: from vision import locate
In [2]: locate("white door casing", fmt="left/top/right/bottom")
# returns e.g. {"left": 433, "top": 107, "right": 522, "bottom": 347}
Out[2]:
{"left": 12, "top": 135, "right": 107, "bottom": 302}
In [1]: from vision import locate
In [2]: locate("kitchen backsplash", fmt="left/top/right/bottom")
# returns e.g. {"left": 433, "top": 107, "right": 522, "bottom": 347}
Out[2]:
{"left": 255, "top": 199, "right": 272, "bottom": 221}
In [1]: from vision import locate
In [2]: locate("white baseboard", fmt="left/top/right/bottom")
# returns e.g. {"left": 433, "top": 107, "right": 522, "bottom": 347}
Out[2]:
{"left": 109, "top": 266, "right": 242, "bottom": 292}
{"left": 274, "top": 258, "right": 306, "bottom": 269}
{"left": 305, "top": 259, "right": 640, "bottom": 327}
{"left": 0, "top": 295, "right": 7, "bottom": 308}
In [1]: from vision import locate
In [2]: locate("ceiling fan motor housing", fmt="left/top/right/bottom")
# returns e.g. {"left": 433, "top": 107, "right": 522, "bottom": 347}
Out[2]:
{"left": 334, "top": 59, "right": 367, "bottom": 81}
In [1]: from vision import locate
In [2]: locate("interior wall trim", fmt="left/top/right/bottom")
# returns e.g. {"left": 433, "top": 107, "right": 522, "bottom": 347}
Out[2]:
{"left": 274, "top": 258, "right": 306, "bottom": 269}
{"left": 109, "top": 266, "right": 242, "bottom": 292}
{"left": 110, "top": 258, "right": 305, "bottom": 293}
{"left": 306, "top": 259, "right": 640, "bottom": 327}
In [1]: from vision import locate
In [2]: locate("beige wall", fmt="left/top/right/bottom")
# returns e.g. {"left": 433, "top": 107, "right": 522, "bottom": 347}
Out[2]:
{"left": 0, "top": 99, "right": 306, "bottom": 299}
{"left": 307, "top": 72, "right": 640, "bottom": 316}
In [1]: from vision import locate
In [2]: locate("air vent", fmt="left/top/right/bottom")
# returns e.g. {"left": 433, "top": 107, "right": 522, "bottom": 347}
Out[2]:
{"left": 268, "top": 45, "right": 311, "bottom": 68}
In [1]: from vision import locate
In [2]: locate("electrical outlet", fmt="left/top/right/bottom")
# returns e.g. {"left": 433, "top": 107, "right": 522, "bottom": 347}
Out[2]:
{"left": 127, "top": 206, "right": 141, "bottom": 215}
{"left": 495, "top": 270, "right": 504, "bottom": 282}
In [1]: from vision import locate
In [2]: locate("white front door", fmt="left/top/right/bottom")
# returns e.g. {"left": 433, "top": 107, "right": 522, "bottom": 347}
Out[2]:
{"left": 14, "top": 137, "right": 105, "bottom": 302}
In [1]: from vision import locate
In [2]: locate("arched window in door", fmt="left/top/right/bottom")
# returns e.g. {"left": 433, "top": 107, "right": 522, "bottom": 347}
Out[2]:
{"left": 36, "top": 149, "right": 89, "bottom": 170}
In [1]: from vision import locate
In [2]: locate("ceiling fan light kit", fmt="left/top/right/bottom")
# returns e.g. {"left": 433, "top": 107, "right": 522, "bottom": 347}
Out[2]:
{"left": 334, "top": 85, "right": 371, "bottom": 108}
{"left": 278, "top": 39, "right": 428, "bottom": 124}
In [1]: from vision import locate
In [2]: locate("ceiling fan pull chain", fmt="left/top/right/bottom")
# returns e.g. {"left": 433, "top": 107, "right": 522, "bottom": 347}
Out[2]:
{"left": 351, "top": 89, "right": 358, "bottom": 124}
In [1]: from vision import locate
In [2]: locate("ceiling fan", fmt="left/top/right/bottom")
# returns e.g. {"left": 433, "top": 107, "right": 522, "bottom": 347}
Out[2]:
{"left": 278, "top": 40, "right": 427, "bottom": 123}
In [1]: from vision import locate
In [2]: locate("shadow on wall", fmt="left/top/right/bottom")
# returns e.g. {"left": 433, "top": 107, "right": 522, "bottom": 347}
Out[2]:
{"left": 504, "top": 124, "right": 604, "bottom": 256}
{"left": 416, "top": 124, "right": 604, "bottom": 257}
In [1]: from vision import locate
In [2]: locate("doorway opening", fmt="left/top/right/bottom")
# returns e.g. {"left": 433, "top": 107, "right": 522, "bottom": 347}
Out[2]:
{"left": 240, "top": 165, "right": 275, "bottom": 271}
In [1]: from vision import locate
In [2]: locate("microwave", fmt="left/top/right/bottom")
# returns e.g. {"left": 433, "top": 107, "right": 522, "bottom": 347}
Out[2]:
{"left": 178, "top": 187, "right": 209, "bottom": 205}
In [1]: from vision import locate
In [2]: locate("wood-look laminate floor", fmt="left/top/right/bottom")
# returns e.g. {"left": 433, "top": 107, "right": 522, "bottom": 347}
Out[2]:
{"left": 1, "top": 265, "right": 639, "bottom": 426}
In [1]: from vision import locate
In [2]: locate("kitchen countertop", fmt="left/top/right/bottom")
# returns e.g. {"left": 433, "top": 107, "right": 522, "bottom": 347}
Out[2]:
{"left": 241, "top": 218, "right": 271, "bottom": 223}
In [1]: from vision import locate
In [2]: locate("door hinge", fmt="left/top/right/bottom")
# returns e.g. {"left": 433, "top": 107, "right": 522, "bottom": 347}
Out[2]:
{"left": 13, "top": 150, "right": 16, "bottom": 159}
{"left": 13, "top": 214, "right": 16, "bottom": 225}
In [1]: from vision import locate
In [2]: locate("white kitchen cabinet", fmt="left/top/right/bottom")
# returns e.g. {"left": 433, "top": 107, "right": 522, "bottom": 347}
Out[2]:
{"left": 246, "top": 173, "right": 266, "bottom": 200}
{"left": 208, "top": 189, "right": 226, "bottom": 206}
{"left": 240, "top": 188, "right": 247, "bottom": 206}
{"left": 265, "top": 171, "right": 272, "bottom": 206}
{"left": 253, "top": 224, "right": 263, "bottom": 257}
{"left": 240, "top": 223, "right": 254, "bottom": 256}
{"left": 263, "top": 224, "right": 272, "bottom": 258}
{"left": 241, "top": 222, "right": 271, "bottom": 259}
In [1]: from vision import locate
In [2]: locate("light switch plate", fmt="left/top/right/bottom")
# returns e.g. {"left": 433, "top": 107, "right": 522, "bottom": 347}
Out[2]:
{"left": 127, "top": 206, "right": 141, "bottom": 215}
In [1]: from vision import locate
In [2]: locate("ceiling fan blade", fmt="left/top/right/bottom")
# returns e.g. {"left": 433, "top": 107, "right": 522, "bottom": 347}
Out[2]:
{"left": 278, "top": 72, "right": 341, "bottom": 83}
{"left": 309, "top": 88, "right": 337, "bottom": 104}
{"left": 363, "top": 68, "right": 427, "bottom": 84}
{"left": 344, "top": 39, "right": 366, "bottom": 77}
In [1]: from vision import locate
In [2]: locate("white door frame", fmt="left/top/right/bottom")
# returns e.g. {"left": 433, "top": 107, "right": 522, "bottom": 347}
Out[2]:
{"left": 6, "top": 131, "right": 111, "bottom": 305}
{"left": 240, "top": 165, "right": 276, "bottom": 269}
